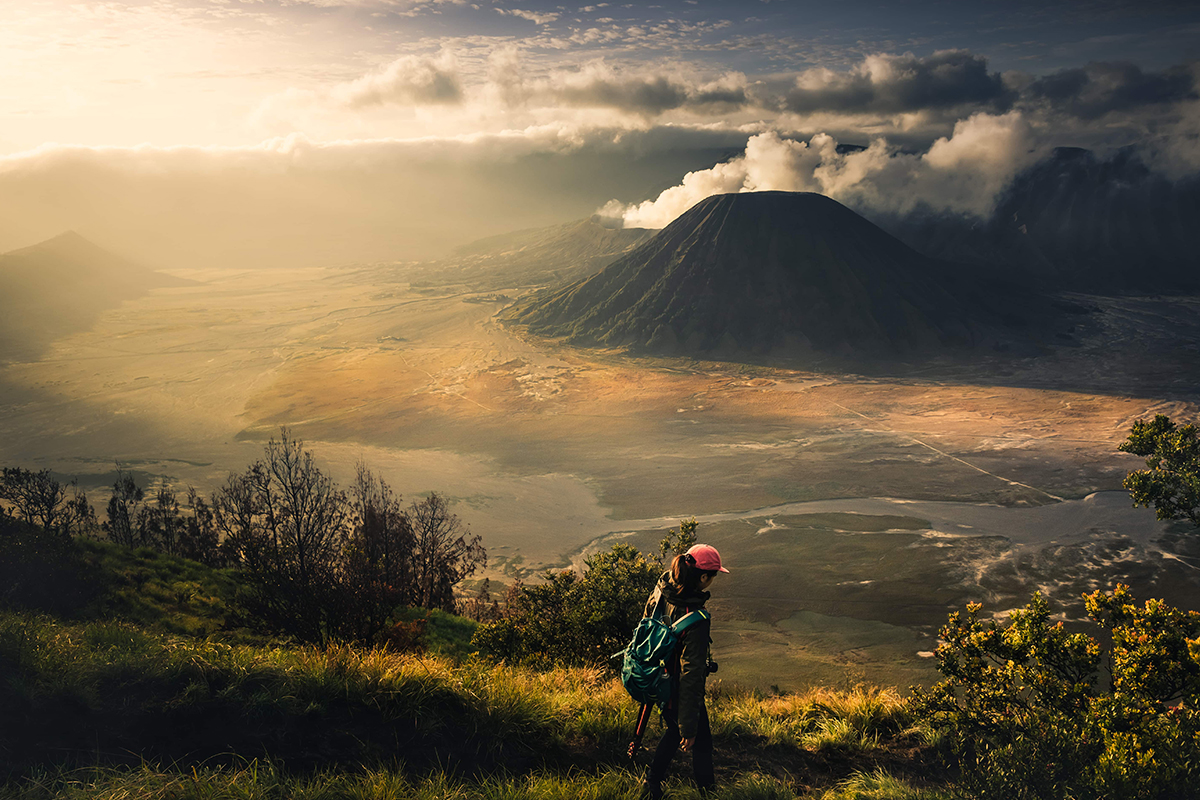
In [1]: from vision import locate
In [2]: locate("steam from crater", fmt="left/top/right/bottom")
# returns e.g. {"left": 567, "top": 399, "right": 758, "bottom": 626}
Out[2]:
{"left": 603, "top": 111, "right": 1046, "bottom": 228}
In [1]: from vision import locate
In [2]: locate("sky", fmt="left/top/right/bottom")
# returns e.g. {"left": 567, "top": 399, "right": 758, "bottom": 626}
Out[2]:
{"left": 2, "top": 0, "right": 1199, "bottom": 267}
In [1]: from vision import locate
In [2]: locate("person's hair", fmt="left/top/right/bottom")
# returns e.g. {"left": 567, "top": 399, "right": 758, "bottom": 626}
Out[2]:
{"left": 670, "top": 553, "right": 717, "bottom": 593}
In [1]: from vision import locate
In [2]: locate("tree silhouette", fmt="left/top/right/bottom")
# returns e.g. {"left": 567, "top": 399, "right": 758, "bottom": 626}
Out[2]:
{"left": 339, "top": 463, "right": 415, "bottom": 640}
{"left": 215, "top": 430, "right": 349, "bottom": 642}
{"left": 0, "top": 467, "right": 94, "bottom": 539}
{"left": 409, "top": 492, "right": 485, "bottom": 612}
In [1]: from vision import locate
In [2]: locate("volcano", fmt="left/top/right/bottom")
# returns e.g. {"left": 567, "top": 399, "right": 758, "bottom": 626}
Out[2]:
{"left": 506, "top": 191, "right": 1053, "bottom": 359}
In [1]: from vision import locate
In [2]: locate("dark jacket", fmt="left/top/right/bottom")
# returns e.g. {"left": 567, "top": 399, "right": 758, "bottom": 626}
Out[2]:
{"left": 643, "top": 571, "right": 711, "bottom": 739}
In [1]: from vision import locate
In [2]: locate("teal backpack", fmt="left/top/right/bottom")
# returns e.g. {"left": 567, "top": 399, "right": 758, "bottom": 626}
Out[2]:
{"left": 618, "top": 592, "right": 710, "bottom": 708}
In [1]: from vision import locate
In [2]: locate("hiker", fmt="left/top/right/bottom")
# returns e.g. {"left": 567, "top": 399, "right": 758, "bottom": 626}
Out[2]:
{"left": 640, "top": 543, "right": 729, "bottom": 800}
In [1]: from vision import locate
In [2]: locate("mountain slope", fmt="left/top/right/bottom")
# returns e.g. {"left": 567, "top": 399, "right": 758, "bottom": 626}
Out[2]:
{"left": 407, "top": 217, "right": 652, "bottom": 291}
{"left": 0, "top": 232, "right": 189, "bottom": 361}
{"left": 881, "top": 147, "right": 1200, "bottom": 292}
{"left": 506, "top": 191, "right": 1049, "bottom": 358}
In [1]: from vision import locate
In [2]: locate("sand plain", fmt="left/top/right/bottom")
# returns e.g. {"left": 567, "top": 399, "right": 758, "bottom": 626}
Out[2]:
{"left": 1, "top": 264, "right": 1198, "bottom": 688}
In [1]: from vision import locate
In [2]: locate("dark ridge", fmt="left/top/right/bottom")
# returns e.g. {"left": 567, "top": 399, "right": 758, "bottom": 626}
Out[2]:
{"left": 0, "top": 232, "right": 191, "bottom": 362}
{"left": 878, "top": 146, "right": 1200, "bottom": 293}
{"left": 505, "top": 191, "right": 1061, "bottom": 360}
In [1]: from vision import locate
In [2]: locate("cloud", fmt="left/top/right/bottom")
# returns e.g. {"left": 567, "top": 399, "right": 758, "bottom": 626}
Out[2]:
{"left": 607, "top": 111, "right": 1044, "bottom": 228}
{"left": 783, "top": 50, "right": 1013, "bottom": 115}
{"left": 486, "top": 56, "right": 750, "bottom": 117}
{"left": 553, "top": 64, "right": 691, "bottom": 115}
{"left": 0, "top": 125, "right": 749, "bottom": 270}
{"left": 1022, "top": 60, "right": 1198, "bottom": 120}
{"left": 331, "top": 50, "right": 464, "bottom": 108}
{"left": 499, "top": 9, "right": 561, "bottom": 25}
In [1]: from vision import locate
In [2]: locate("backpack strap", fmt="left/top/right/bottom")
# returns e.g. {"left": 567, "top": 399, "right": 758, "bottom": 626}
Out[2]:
{"left": 670, "top": 608, "right": 710, "bottom": 635}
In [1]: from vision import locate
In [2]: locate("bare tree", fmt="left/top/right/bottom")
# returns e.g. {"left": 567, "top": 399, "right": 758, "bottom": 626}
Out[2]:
{"left": 339, "top": 463, "right": 415, "bottom": 640}
{"left": 103, "top": 468, "right": 145, "bottom": 547}
{"left": 138, "top": 483, "right": 187, "bottom": 555}
{"left": 214, "top": 430, "right": 349, "bottom": 642}
{"left": 179, "top": 487, "right": 222, "bottom": 566}
{"left": 409, "top": 492, "right": 486, "bottom": 611}
{"left": 0, "top": 467, "right": 95, "bottom": 539}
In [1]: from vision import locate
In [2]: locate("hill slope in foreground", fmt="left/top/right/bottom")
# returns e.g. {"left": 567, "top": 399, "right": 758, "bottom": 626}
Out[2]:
{"left": 0, "top": 231, "right": 189, "bottom": 362}
{"left": 0, "top": 539, "right": 932, "bottom": 798}
{"left": 506, "top": 191, "right": 1067, "bottom": 360}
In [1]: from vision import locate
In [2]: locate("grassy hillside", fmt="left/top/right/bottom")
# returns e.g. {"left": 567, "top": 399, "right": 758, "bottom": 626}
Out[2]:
{"left": 0, "top": 608, "right": 939, "bottom": 798}
{"left": 0, "top": 542, "right": 945, "bottom": 799}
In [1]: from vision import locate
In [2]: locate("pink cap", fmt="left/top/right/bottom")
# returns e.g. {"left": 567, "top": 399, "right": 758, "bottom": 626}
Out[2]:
{"left": 686, "top": 543, "right": 729, "bottom": 573}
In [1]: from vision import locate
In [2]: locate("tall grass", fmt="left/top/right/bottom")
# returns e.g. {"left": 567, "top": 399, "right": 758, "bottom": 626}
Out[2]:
{"left": 1, "top": 762, "right": 956, "bottom": 800}
{"left": 710, "top": 684, "right": 915, "bottom": 751}
{"left": 2, "top": 610, "right": 939, "bottom": 797}
{"left": 1, "top": 610, "right": 917, "bottom": 761}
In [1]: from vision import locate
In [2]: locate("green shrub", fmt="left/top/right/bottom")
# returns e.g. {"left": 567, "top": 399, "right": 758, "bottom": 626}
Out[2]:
{"left": 471, "top": 544, "right": 659, "bottom": 669}
{"left": 914, "top": 587, "right": 1200, "bottom": 799}
{"left": 0, "top": 516, "right": 101, "bottom": 615}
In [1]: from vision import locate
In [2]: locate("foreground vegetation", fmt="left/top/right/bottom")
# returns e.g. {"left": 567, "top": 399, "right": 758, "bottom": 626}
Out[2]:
{"left": 5, "top": 764, "right": 952, "bottom": 800}
{"left": 1, "top": 430, "right": 486, "bottom": 646}
{"left": 0, "top": 608, "right": 933, "bottom": 797}
{"left": 5, "top": 415, "right": 1200, "bottom": 797}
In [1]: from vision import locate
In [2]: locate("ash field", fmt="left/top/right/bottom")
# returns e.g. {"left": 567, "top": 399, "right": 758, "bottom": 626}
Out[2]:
{"left": 3, "top": 191, "right": 1200, "bottom": 690}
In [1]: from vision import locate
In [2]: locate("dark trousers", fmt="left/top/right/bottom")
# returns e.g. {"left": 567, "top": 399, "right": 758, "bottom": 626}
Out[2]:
{"left": 647, "top": 700, "right": 714, "bottom": 790}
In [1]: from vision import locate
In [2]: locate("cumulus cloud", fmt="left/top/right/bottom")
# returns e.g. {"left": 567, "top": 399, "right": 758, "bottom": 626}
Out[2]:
{"left": 250, "top": 49, "right": 467, "bottom": 132}
{"left": 249, "top": 45, "right": 1200, "bottom": 153}
{"left": 783, "top": 50, "right": 1013, "bottom": 115}
{"left": 331, "top": 50, "right": 464, "bottom": 108}
{"left": 606, "top": 111, "right": 1044, "bottom": 228}
{"left": 553, "top": 64, "right": 691, "bottom": 115}
{"left": 499, "top": 8, "right": 561, "bottom": 25}
{"left": 1022, "top": 60, "right": 1197, "bottom": 120}
{"left": 486, "top": 56, "right": 750, "bottom": 117}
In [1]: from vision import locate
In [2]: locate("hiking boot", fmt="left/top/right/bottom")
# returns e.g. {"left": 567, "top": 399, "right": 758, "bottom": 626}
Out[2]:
{"left": 638, "top": 780, "right": 664, "bottom": 800}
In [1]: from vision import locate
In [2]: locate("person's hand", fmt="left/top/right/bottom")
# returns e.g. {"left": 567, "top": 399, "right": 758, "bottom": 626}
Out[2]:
{"left": 680, "top": 737, "right": 695, "bottom": 752}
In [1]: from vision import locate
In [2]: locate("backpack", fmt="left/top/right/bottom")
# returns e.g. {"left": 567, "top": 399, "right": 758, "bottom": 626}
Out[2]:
{"left": 618, "top": 592, "right": 710, "bottom": 707}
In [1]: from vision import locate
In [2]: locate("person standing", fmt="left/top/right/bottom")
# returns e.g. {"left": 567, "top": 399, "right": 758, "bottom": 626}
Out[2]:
{"left": 641, "top": 543, "right": 729, "bottom": 800}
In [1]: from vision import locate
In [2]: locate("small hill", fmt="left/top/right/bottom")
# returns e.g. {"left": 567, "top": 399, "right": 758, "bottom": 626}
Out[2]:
{"left": 407, "top": 216, "right": 652, "bottom": 291}
{"left": 882, "top": 147, "right": 1200, "bottom": 293}
{"left": 506, "top": 191, "right": 1053, "bottom": 359}
{"left": 0, "top": 231, "right": 190, "bottom": 361}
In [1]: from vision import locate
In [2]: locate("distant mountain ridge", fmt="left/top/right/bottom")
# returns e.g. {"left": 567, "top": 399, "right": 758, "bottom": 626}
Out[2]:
{"left": 505, "top": 191, "right": 1060, "bottom": 359}
{"left": 408, "top": 217, "right": 652, "bottom": 291}
{"left": 0, "top": 231, "right": 189, "bottom": 361}
{"left": 878, "top": 147, "right": 1200, "bottom": 292}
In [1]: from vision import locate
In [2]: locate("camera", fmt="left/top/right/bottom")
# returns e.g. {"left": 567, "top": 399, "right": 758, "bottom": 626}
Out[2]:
{"left": 706, "top": 660, "right": 719, "bottom": 674}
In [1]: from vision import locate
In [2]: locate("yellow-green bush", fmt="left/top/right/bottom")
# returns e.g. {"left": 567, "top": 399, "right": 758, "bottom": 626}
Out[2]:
{"left": 914, "top": 587, "right": 1200, "bottom": 800}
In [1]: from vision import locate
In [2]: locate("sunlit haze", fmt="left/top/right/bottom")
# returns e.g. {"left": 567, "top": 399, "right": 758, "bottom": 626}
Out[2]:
{"left": 2, "top": 0, "right": 1199, "bottom": 268}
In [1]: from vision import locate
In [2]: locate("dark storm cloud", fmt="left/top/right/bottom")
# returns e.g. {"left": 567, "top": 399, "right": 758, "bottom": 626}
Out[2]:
{"left": 782, "top": 50, "right": 1014, "bottom": 115}
{"left": 500, "top": 61, "right": 752, "bottom": 116}
{"left": 1022, "top": 61, "right": 1197, "bottom": 120}
{"left": 688, "top": 85, "right": 749, "bottom": 111}
{"left": 557, "top": 74, "right": 690, "bottom": 115}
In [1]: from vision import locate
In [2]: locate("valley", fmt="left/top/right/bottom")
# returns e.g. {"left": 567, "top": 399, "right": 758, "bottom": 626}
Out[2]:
{"left": 2, "top": 255, "right": 1197, "bottom": 689}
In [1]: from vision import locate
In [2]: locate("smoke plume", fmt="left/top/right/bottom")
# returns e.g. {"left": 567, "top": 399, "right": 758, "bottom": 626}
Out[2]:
{"left": 605, "top": 111, "right": 1045, "bottom": 228}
